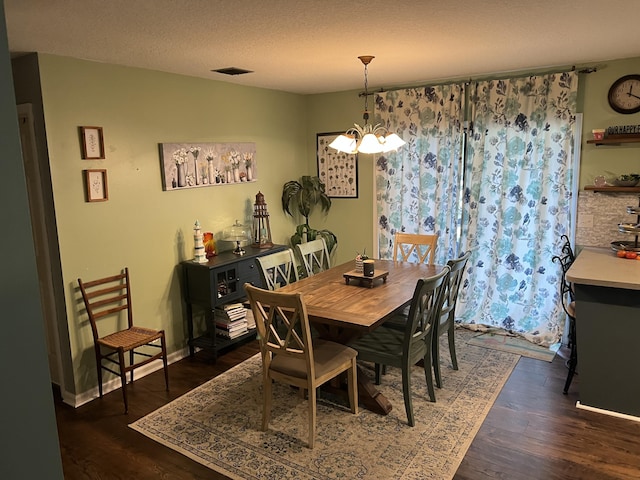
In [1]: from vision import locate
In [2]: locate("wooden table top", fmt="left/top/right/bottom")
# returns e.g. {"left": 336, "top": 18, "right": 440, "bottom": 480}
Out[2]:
{"left": 278, "top": 259, "right": 443, "bottom": 332}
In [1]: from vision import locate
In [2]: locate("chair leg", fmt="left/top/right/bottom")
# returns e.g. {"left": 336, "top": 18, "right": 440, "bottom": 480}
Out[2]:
{"left": 308, "top": 386, "right": 317, "bottom": 448}
{"left": 401, "top": 365, "right": 415, "bottom": 427}
{"left": 262, "top": 374, "right": 272, "bottom": 431}
{"left": 117, "top": 349, "right": 128, "bottom": 414}
{"left": 448, "top": 325, "right": 458, "bottom": 370}
{"left": 95, "top": 349, "right": 104, "bottom": 398}
{"left": 347, "top": 360, "right": 358, "bottom": 415}
{"left": 374, "top": 363, "right": 382, "bottom": 385}
{"left": 432, "top": 332, "right": 442, "bottom": 389}
{"left": 161, "top": 334, "right": 169, "bottom": 391}
{"left": 423, "top": 352, "right": 436, "bottom": 403}
{"left": 130, "top": 350, "right": 135, "bottom": 383}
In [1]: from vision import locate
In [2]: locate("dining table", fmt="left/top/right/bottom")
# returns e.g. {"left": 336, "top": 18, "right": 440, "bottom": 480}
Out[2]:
{"left": 277, "top": 258, "right": 445, "bottom": 415}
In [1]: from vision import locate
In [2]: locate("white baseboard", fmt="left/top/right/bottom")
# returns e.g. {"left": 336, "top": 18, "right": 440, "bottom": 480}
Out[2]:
{"left": 576, "top": 401, "right": 640, "bottom": 423}
{"left": 64, "top": 346, "right": 191, "bottom": 408}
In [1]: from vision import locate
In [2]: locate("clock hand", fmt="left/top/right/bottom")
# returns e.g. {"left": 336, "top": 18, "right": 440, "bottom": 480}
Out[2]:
{"left": 627, "top": 92, "right": 640, "bottom": 100}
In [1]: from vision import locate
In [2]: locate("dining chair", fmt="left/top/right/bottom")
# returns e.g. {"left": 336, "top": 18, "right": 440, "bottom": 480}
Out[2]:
{"left": 552, "top": 235, "right": 577, "bottom": 394}
{"left": 295, "top": 237, "right": 330, "bottom": 278}
{"left": 78, "top": 267, "right": 169, "bottom": 413}
{"left": 393, "top": 232, "right": 439, "bottom": 265}
{"left": 432, "top": 251, "right": 471, "bottom": 388}
{"left": 349, "top": 267, "right": 450, "bottom": 426}
{"left": 256, "top": 248, "right": 299, "bottom": 290}
{"left": 244, "top": 283, "right": 358, "bottom": 448}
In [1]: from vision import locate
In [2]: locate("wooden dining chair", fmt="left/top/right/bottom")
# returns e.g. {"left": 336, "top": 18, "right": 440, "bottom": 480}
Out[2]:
{"left": 244, "top": 284, "right": 358, "bottom": 448}
{"left": 295, "top": 237, "right": 330, "bottom": 278}
{"left": 349, "top": 267, "right": 450, "bottom": 426}
{"left": 78, "top": 268, "right": 169, "bottom": 413}
{"left": 256, "top": 248, "right": 299, "bottom": 290}
{"left": 552, "top": 235, "right": 577, "bottom": 394}
{"left": 432, "top": 251, "right": 471, "bottom": 388}
{"left": 393, "top": 232, "right": 438, "bottom": 265}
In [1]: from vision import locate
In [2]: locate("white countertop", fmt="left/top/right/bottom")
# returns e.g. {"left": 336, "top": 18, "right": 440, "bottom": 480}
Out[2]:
{"left": 566, "top": 247, "right": 640, "bottom": 291}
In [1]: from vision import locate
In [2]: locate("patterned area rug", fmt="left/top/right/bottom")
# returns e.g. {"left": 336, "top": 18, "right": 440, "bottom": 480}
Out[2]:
{"left": 466, "top": 328, "right": 558, "bottom": 362}
{"left": 130, "top": 329, "right": 519, "bottom": 480}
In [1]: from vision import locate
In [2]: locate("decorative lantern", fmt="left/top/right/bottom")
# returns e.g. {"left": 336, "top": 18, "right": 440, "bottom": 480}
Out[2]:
{"left": 252, "top": 191, "right": 273, "bottom": 248}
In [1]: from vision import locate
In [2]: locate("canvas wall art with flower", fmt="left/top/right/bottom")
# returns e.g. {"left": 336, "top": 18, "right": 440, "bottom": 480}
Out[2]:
{"left": 159, "top": 142, "right": 256, "bottom": 191}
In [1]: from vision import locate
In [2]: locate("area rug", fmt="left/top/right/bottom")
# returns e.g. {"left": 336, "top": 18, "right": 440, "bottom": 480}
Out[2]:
{"left": 466, "top": 329, "right": 557, "bottom": 362}
{"left": 130, "top": 329, "right": 519, "bottom": 480}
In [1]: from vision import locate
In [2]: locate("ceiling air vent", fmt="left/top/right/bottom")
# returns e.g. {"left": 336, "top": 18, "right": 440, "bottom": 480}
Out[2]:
{"left": 212, "top": 67, "right": 253, "bottom": 76}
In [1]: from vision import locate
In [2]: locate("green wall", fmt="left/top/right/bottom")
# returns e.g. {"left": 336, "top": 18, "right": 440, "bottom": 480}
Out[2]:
{"left": 579, "top": 58, "right": 640, "bottom": 186}
{"left": 37, "top": 54, "right": 310, "bottom": 396}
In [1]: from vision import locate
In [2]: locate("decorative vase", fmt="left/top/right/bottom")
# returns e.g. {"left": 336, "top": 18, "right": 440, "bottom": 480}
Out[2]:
{"left": 355, "top": 258, "right": 363, "bottom": 273}
{"left": 246, "top": 166, "right": 253, "bottom": 181}
{"left": 226, "top": 170, "right": 232, "bottom": 183}
{"left": 208, "top": 160, "right": 215, "bottom": 185}
{"left": 177, "top": 163, "right": 186, "bottom": 187}
{"left": 234, "top": 167, "right": 240, "bottom": 183}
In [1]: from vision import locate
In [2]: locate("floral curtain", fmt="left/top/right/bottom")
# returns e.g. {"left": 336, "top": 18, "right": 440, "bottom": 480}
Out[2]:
{"left": 457, "top": 72, "right": 578, "bottom": 346}
{"left": 374, "top": 85, "right": 464, "bottom": 265}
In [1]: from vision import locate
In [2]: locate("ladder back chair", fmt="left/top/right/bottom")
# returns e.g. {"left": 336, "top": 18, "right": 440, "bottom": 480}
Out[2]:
{"left": 256, "top": 248, "right": 299, "bottom": 290}
{"left": 552, "top": 235, "right": 577, "bottom": 394}
{"left": 244, "top": 284, "right": 358, "bottom": 448}
{"left": 432, "top": 251, "right": 471, "bottom": 388}
{"left": 393, "top": 232, "right": 438, "bottom": 265}
{"left": 77, "top": 267, "right": 169, "bottom": 413}
{"left": 295, "top": 237, "right": 330, "bottom": 278}
{"left": 349, "top": 267, "right": 450, "bottom": 426}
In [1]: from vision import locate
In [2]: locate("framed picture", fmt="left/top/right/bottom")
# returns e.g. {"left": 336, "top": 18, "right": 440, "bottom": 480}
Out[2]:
{"left": 159, "top": 142, "right": 256, "bottom": 191}
{"left": 80, "top": 126, "right": 105, "bottom": 159}
{"left": 316, "top": 132, "right": 358, "bottom": 198}
{"left": 84, "top": 169, "right": 108, "bottom": 202}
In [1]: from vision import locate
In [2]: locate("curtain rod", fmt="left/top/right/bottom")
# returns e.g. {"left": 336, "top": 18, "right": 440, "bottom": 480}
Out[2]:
{"left": 359, "top": 64, "right": 600, "bottom": 96}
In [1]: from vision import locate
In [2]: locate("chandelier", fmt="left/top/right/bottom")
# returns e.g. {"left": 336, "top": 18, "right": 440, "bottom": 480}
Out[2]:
{"left": 329, "top": 56, "right": 405, "bottom": 155}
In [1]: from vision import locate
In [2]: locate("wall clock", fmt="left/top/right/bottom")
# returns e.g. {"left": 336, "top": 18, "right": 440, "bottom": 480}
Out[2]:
{"left": 608, "top": 74, "right": 640, "bottom": 114}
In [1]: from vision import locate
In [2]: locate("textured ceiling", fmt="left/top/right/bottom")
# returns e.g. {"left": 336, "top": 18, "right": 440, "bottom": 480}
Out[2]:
{"left": 6, "top": 0, "right": 640, "bottom": 95}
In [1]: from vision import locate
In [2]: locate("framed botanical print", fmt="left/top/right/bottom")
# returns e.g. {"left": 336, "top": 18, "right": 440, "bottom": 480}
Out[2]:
{"left": 84, "top": 169, "right": 108, "bottom": 202}
{"left": 80, "top": 126, "right": 105, "bottom": 159}
{"left": 316, "top": 132, "right": 358, "bottom": 198}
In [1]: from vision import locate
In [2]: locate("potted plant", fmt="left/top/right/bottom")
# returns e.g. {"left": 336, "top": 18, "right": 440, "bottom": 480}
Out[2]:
{"left": 281, "top": 175, "right": 337, "bottom": 254}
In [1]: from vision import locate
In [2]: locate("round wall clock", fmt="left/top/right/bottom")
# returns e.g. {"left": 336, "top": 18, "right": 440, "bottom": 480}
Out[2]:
{"left": 608, "top": 74, "right": 640, "bottom": 114}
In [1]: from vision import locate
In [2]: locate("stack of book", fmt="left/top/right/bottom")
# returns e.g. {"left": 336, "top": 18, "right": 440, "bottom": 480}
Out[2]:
{"left": 215, "top": 303, "right": 248, "bottom": 339}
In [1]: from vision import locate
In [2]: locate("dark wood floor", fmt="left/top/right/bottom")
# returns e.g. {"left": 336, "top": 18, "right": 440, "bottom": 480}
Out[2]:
{"left": 54, "top": 341, "right": 640, "bottom": 480}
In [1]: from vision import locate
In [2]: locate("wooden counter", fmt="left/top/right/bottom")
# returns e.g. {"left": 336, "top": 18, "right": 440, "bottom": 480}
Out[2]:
{"left": 566, "top": 247, "right": 640, "bottom": 420}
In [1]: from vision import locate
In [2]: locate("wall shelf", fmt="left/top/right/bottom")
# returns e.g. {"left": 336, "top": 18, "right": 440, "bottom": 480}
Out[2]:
{"left": 586, "top": 134, "right": 640, "bottom": 146}
{"left": 584, "top": 185, "right": 640, "bottom": 193}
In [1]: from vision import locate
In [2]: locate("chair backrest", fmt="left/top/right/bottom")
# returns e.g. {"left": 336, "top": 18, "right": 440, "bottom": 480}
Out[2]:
{"left": 403, "top": 266, "right": 450, "bottom": 358}
{"left": 244, "top": 283, "right": 314, "bottom": 375}
{"left": 393, "top": 232, "right": 438, "bottom": 265}
{"left": 295, "top": 238, "right": 330, "bottom": 277}
{"left": 256, "top": 249, "right": 299, "bottom": 290}
{"left": 438, "top": 251, "right": 471, "bottom": 330}
{"left": 552, "top": 240, "right": 575, "bottom": 319}
{"left": 78, "top": 268, "right": 133, "bottom": 341}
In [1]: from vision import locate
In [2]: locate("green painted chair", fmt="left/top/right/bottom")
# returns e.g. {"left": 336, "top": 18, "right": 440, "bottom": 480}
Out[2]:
{"left": 432, "top": 251, "right": 471, "bottom": 388}
{"left": 349, "top": 266, "right": 450, "bottom": 426}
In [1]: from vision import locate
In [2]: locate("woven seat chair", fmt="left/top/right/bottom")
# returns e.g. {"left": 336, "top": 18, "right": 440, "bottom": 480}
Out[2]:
{"left": 245, "top": 283, "right": 358, "bottom": 448}
{"left": 78, "top": 268, "right": 169, "bottom": 413}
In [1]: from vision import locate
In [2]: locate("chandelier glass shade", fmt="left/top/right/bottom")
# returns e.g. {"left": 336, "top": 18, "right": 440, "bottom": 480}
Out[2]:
{"left": 330, "top": 56, "right": 405, "bottom": 155}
